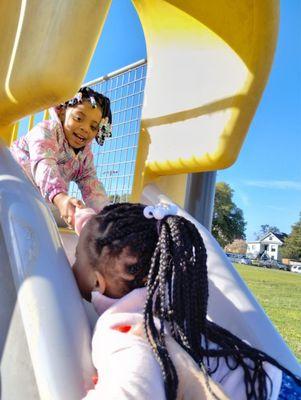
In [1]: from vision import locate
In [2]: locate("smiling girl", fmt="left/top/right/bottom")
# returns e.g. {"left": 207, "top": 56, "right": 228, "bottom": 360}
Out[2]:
{"left": 10, "top": 87, "right": 112, "bottom": 228}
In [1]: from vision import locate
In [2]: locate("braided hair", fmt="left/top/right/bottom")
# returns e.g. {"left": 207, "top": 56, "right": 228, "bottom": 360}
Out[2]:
{"left": 86, "top": 202, "right": 158, "bottom": 290}
{"left": 88, "top": 202, "right": 301, "bottom": 400}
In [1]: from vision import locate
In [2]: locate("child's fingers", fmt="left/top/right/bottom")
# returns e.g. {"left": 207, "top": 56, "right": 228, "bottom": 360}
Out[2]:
{"left": 61, "top": 206, "right": 75, "bottom": 228}
{"left": 66, "top": 216, "right": 73, "bottom": 228}
{"left": 69, "top": 197, "right": 85, "bottom": 209}
{"left": 60, "top": 214, "right": 73, "bottom": 229}
{"left": 75, "top": 200, "right": 85, "bottom": 209}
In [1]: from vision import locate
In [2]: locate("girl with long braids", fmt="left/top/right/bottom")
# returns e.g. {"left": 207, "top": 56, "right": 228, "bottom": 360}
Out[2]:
{"left": 10, "top": 87, "right": 112, "bottom": 228}
{"left": 72, "top": 202, "right": 301, "bottom": 399}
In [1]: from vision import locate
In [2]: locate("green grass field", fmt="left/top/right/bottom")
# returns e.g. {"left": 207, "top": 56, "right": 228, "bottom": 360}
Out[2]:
{"left": 234, "top": 264, "right": 301, "bottom": 362}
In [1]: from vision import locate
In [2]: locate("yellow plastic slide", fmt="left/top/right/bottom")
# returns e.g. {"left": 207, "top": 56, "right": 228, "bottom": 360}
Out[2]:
{"left": 132, "top": 0, "right": 279, "bottom": 203}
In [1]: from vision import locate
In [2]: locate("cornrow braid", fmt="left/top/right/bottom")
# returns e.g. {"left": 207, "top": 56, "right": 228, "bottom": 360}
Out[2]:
{"left": 89, "top": 203, "right": 301, "bottom": 400}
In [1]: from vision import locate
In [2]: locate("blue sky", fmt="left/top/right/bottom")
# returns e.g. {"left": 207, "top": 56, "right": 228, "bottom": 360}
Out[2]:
{"left": 85, "top": 0, "right": 301, "bottom": 241}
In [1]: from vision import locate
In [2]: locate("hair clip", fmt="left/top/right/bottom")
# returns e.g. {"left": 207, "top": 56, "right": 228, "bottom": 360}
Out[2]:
{"left": 143, "top": 202, "right": 178, "bottom": 220}
{"left": 90, "top": 96, "right": 97, "bottom": 108}
{"left": 75, "top": 92, "right": 83, "bottom": 103}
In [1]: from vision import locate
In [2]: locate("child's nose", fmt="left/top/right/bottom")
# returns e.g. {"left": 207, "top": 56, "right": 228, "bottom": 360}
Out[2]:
{"left": 80, "top": 124, "right": 89, "bottom": 134}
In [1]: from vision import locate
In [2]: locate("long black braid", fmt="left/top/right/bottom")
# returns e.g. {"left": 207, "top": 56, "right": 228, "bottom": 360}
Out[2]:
{"left": 89, "top": 202, "right": 301, "bottom": 400}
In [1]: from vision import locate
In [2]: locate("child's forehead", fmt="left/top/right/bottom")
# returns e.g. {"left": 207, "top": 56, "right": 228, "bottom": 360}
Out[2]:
{"left": 69, "top": 101, "right": 102, "bottom": 119}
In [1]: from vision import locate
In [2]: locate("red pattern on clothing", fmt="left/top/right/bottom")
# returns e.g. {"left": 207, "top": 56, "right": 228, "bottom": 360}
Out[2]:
{"left": 113, "top": 325, "right": 132, "bottom": 333}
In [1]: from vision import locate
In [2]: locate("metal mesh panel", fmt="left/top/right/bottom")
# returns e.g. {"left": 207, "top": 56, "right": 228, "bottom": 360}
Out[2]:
{"left": 68, "top": 60, "right": 147, "bottom": 203}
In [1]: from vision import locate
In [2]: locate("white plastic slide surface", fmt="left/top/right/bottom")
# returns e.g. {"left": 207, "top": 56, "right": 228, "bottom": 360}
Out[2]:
{"left": 0, "top": 147, "right": 300, "bottom": 400}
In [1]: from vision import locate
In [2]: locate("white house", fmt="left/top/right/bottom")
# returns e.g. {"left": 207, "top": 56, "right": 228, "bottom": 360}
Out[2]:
{"left": 246, "top": 232, "right": 287, "bottom": 261}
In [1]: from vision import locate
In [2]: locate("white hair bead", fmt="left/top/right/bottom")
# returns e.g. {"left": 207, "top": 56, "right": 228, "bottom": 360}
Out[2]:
{"left": 153, "top": 205, "right": 165, "bottom": 220}
{"left": 143, "top": 206, "right": 155, "bottom": 219}
{"left": 143, "top": 202, "right": 177, "bottom": 220}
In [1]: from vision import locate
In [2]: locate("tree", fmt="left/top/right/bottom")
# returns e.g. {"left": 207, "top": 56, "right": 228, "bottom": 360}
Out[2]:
{"left": 212, "top": 182, "right": 246, "bottom": 248}
{"left": 224, "top": 239, "right": 247, "bottom": 254}
{"left": 254, "top": 224, "right": 281, "bottom": 240}
{"left": 281, "top": 214, "right": 301, "bottom": 260}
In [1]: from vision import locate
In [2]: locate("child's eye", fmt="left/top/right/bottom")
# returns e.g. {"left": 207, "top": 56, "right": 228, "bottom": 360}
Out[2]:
{"left": 73, "top": 116, "right": 82, "bottom": 122}
{"left": 127, "top": 264, "right": 140, "bottom": 275}
{"left": 91, "top": 126, "right": 98, "bottom": 132}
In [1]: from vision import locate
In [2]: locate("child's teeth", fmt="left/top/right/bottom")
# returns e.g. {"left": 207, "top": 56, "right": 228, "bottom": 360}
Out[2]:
{"left": 75, "top": 133, "right": 84, "bottom": 141}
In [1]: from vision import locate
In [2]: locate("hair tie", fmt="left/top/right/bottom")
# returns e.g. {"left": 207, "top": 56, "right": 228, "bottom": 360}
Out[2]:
{"left": 143, "top": 202, "right": 178, "bottom": 220}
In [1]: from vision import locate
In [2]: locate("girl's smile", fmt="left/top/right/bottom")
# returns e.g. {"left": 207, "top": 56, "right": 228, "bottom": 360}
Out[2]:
{"left": 72, "top": 131, "right": 88, "bottom": 146}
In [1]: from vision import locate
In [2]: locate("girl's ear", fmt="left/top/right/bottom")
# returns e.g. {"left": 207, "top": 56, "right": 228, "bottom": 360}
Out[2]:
{"left": 94, "top": 270, "right": 106, "bottom": 294}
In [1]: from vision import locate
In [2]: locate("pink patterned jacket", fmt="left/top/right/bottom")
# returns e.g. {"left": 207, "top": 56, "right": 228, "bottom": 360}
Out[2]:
{"left": 10, "top": 112, "right": 108, "bottom": 212}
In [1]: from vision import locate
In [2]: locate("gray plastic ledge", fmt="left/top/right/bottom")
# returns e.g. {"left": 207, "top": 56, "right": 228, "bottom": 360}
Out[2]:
{"left": 0, "top": 143, "right": 95, "bottom": 400}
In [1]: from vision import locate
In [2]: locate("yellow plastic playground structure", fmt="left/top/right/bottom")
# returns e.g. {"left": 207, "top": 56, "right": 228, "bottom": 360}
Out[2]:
{"left": 1, "top": 0, "right": 279, "bottom": 201}
{"left": 1, "top": 1, "right": 300, "bottom": 399}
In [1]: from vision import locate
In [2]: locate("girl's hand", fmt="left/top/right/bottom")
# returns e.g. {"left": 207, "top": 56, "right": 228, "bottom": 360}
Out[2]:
{"left": 53, "top": 193, "right": 85, "bottom": 228}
